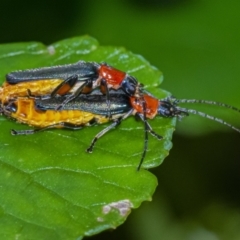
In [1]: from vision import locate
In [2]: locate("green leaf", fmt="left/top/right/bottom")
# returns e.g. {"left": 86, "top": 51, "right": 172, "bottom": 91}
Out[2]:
{"left": 0, "top": 36, "right": 175, "bottom": 239}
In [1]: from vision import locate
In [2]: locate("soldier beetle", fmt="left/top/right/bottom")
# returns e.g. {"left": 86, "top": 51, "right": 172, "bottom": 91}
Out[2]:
{"left": 1, "top": 88, "right": 240, "bottom": 170}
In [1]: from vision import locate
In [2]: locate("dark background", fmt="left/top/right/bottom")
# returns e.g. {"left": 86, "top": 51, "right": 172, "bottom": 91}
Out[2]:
{"left": 1, "top": 0, "right": 240, "bottom": 239}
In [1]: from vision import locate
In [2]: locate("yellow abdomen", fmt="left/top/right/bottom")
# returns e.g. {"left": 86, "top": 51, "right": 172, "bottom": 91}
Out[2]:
{"left": 10, "top": 98, "right": 109, "bottom": 128}
{"left": 0, "top": 79, "right": 63, "bottom": 104}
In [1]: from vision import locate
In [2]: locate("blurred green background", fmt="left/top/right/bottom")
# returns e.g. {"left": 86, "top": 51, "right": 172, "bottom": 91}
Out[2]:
{"left": 1, "top": 0, "right": 240, "bottom": 239}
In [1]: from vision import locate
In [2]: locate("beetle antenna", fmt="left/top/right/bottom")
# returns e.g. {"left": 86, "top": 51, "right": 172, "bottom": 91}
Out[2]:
{"left": 176, "top": 99, "right": 240, "bottom": 113}
{"left": 137, "top": 97, "right": 148, "bottom": 171}
{"left": 176, "top": 107, "right": 240, "bottom": 133}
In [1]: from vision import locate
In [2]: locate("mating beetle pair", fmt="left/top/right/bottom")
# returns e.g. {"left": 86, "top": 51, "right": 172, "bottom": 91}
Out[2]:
{"left": 1, "top": 61, "right": 240, "bottom": 169}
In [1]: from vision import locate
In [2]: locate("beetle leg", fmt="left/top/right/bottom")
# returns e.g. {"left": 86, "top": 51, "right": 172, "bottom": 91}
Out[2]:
{"left": 136, "top": 113, "right": 163, "bottom": 140}
{"left": 11, "top": 122, "right": 84, "bottom": 135}
{"left": 51, "top": 75, "right": 79, "bottom": 96}
{"left": 26, "top": 75, "right": 80, "bottom": 100}
{"left": 55, "top": 80, "right": 93, "bottom": 110}
{"left": 86, "top": 109, "right": 133, "bottom": 153}
{"left": 135, "top": 111, "right": 163, "bottom": 171}
{"left": 27, "top": 89, "right": 51, "bottom": 100}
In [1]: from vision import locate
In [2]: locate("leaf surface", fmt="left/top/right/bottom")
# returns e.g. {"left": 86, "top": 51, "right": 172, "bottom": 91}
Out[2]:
{"left": 0, "top": 36, "right": 175, "bottom": 239}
